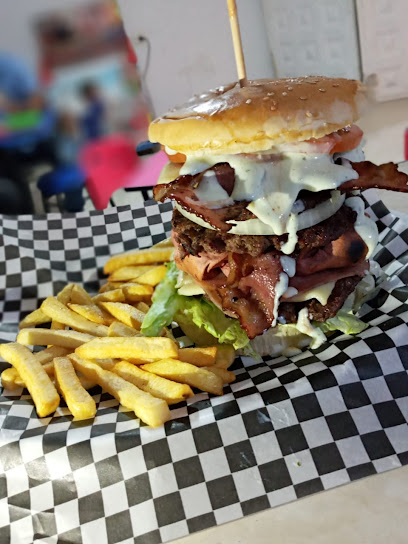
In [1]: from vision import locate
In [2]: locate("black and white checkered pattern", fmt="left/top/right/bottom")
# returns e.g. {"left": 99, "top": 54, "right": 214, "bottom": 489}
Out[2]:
{"left": 1, "top": 189, "right": 408, "bottom": 543}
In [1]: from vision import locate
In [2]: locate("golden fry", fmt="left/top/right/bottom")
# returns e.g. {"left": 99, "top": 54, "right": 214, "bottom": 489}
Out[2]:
{"left": 104, "top": 247, "right": 174, "bottom": 274}
{"left": 178, "top": 347, "right": 217, "bottom": 367}
{"left": 75, "top": 336, "right": 178, "bottom": 362}
{"left": 108, "top": 321, "right": 140, "bottom": 337}
{"left": 41, "top": 297, "right": 108, "bottom": 336}
{"left": 0, "top": 343, "right": 59, "bottom": 417}
{"left": 204, "top": 366, "right": 236, "bottom": 384}
{"left": 56, "top": 284, "right": 74, "bottom": 305}
{"left": 70, "top": 284, "right": 93, "bottom": 305}
{"left": 114, "top": 360, "right": 193, "bottom": 404}
{"left": 214, "top": 344, "right": 236, "bottom": 369}
{"left": 100, "top": 302, "right": 145, "bottom": 329}
{"left": 122, "top": 284, "right": 153, "bottom": 302}
{"left": 19, "top": 308, "right": 50, "bottom": 329}
{"left": 134, "top": 265, "right": 167, "bottom": 286}
{"left": 17, "top": 328, "right": 94, "bottom": 349}
{"left": 99, "top": 282, "right": 116, "bottom": 293}
{"left": 90, "top": 358, "right": 116, "bottom": 371}
{"left": 50, "top": 320, "right": 65, "bottom": 331}
{"left": 68, "top": 303, "right": 115, "bottom": 325}
{"left": 35, "top": 346, "right": 72, "bottom": 364}
{"left": 136, "top": 302, "right": 150, "bottom": 313}
{"left": 93, "top": 289, "right": 125, "bottom": 303}
{"left": 70, "top": 354, "right": 170, "bottom": 427}
{"left": 153, "top": 238, "right": 173, "bottom": 249}
{"left": 108, "top": 265, "right": 156, "bottom": 283}
{"left": 141, "top": 359, "right": 223, "bottom": 396}
{"left": 54, "top": 357, "right": 96, "bottom": 420}
{"left": 1, "top": 367, "right": 23, "bottom": 390}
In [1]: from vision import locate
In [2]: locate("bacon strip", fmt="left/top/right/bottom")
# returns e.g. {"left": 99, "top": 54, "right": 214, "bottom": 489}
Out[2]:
{"left": 154, "top": 163, "right": 236, "bottom": 231}
{"left": 341, "top": 161, "right": 408, "bottom": 192}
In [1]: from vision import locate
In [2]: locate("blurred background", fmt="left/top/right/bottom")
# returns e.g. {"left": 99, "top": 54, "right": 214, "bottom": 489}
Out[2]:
{"left": 0, "top": 0, "right": 407, "bottom": 215}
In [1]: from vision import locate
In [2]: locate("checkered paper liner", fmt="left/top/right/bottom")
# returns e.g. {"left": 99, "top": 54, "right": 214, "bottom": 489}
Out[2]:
{"left": 1, "top": 190, "right": 408, "bottom": 544}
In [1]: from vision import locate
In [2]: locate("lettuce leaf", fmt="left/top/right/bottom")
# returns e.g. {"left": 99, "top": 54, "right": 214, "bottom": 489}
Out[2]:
{"left": 178, "top": 297, "right": 250, "bottom": 350}
{"left": 314, "top": 310, "right": 368, "bottom": 335}
{"left": 140, "top": 261, "right": 182, "bottom": 336}
{"left": 141, "top": 262, "right": 250, "bottom": 349}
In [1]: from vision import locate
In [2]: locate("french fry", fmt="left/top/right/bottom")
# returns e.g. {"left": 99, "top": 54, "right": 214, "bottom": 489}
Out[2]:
{"left": 93, "top": 289, "right": 125, "bottom": 303}
{"left": 136, "top": 302, "right": 150, "bottom": 313}
{"left": 99, "top": 282, "right": 116, "bottom": 293}
{"left": 50, "top": 320, "right": 65, "bottom": 331}
{"left": 68, "top": 303, "right": 115, "bottom": 325}
{"left": 91, "top": 358, "right": 116, "bottom": 371}
{"left": 70, "top": 284, "right": 93, "bottom": 305}
{"left": 108, "top": 321, "right": 140, "bottom": 337}
{"left": 41, "top": 297, "right": 109, "bottom": 337}
{"left": 214, "top": 344, "right": 236, "bottom": 369}
{"left": 70, "top": 354, "right": 170, "bottom": 427}
{"left": 0, "top": 343, "right": 59, "bottom": 417}
{"left": 1, "top": 367, "right": 23, "bottom": 390}
{"left": 104, "top": 247, "right": 174, "bottom": 274}
{"left": 204, "top": 366, "right": 236, "bottom": 384}
{"left": 75, "top": 336, "right": 178, "bottom": 362}
{"left": 134, "top": 265, "right": 167, "bottom": 286}
{"left": 54, "top": 357, "right": 96, "bottom": 420}
{"left": 141, "top": 359, "right": 223, "bottom": 395}
{"left": 17, "top": 328, "right": 94, "bottom": 349}
{"left": 114, "top": 360, "right": 193, "bottom": 404}
{"left": 19, "top": 308, "right": 51, "bottom": 329}
{"left": 122, "top": 284, "right": 153, "bottom": 302}
{"left": 100, "top": 302, "right": 145, "bottom": 329}
{"left": 108, "top": 265, "right": 156, "bottom": 283}
{"left": 178, "top": 347, "right": 218, "bottom": 367}
{"left": 77, "top": 372, "right": 97, "bottom": 390}
{"left": 56, "top": 284, "right": 74, "bottom": 305}
{"left": 35, "top": 345, "right": 72, "bottom": 364}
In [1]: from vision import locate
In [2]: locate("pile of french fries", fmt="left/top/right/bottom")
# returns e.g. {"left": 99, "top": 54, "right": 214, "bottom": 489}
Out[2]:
{"left": 0, "top": 239, "right": 236, "bottom": 427}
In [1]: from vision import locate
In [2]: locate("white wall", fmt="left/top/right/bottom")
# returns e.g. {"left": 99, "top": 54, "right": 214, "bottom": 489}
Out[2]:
{"left": 117, "top": 0, "right": 275, "bottom": 116}
{"left": 0, "top": 0, "right": 93, "bottom": 66}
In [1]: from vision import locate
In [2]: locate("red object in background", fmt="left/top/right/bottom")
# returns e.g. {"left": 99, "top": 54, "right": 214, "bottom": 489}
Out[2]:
{"left": 405, "top": 128, "right": 408, "bottom": 160}
{"left": 80, "top": 134, "right": 168, "bottom": 209}
{"left": 126, "top": 37, "right": 138, "bottom": 64}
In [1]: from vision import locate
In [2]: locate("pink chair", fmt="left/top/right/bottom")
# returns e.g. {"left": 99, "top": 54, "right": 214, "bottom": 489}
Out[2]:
{"left": 79, "top": 134, "right": 168, "bottom": 210}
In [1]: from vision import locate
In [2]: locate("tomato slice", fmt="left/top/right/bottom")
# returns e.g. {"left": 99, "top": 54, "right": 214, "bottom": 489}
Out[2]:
{"left": 162, "top": 145, "right": 186, "bottom": 163}
{"left": 307, "top": 125, "right": 363, "bottom": 154}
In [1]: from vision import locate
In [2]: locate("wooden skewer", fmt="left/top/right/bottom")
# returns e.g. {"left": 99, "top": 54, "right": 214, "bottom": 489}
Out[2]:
{"left": 227, "top": 0, "right": 247, "bottom": 87}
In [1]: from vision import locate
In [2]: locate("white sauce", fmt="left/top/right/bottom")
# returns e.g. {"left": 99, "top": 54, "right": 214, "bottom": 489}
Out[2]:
{"left": 345, "top": 196, "right": 379, "bottom": 258}
{"left": 296, "top": 307, "right": 326, "bottom": 349}
{"left": 273, "top": 272, "right": 289, "bottom": 327}
{"left": 280, "top": 213, "right": 298, "bottom": 254}
{"left": 194, "top": 171, "right": 233, "bottom": 207}
{"left": 288, "top": 281, "right": 336, "bottom": 305}
{"left": 280, "top": 256, "right": 296, "bottom": 277}
{"left": 179, "top": 152, "right": 358, "bottom": 237}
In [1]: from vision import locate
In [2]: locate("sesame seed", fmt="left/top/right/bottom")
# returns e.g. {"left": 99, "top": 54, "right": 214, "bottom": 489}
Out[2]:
{"left": 332, "top": 83, "right": 339, "bottom": 88}
{"left": 306, "top": 111, "right": 313, "bottom": 118}
{"left": 282, "top": 92, "right": 288, "bottom": 96}
{"left": 299, "top": 96, "right": 307, "bottom": 100}
{"left": 287, "top": 86, "right": 293, "bottom": 91}
{"left": 267, "top": 92, "right": 274, "bottom": 96}
{"left": 246, "top": 99, "right": 252, "bottom": 104}
{"left": 319, "top": 88, "right": 326, "bottom": 92}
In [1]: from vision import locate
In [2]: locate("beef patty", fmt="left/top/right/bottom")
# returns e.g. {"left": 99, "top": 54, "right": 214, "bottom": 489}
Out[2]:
{"left": 173, "top": 204, "right": 357, "bottom": 258}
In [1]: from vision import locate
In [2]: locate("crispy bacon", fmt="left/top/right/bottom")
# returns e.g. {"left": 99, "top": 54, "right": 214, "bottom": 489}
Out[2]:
{"left": 154, "top": 163, "right": 237, "bottom": 231}
{"left": 341, "top": 161, "right": 408, "bottom": 192}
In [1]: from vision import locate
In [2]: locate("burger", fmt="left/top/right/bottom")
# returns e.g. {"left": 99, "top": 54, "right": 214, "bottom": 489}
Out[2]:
{"left": 141, "top": 77, "right": 408, "bottom": 357}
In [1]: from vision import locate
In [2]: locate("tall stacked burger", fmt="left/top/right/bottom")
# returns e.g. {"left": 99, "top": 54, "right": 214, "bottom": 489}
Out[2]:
{"left": 142, "top": 77, "right": 408, "bottom": 356}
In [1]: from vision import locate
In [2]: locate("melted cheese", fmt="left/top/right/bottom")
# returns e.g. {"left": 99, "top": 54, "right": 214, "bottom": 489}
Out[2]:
{"left": 179, "top": 152, "right": 358, "bottom": 236}
{"left": 176, "top": 271, "right": 205, "bottom": 296}
{"left": 287, "top": 281, "right": 335, "bottom": 305}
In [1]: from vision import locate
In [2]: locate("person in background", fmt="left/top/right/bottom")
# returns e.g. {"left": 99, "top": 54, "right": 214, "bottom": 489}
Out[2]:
{"left": 0, "top": 52, "right": 43, "bottom": 112}
{"left": 79, "top": 81, "right": 106, "bottom": 140}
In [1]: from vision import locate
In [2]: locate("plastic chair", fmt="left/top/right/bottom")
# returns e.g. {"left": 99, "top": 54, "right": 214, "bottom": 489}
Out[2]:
{"left": 79, "top": 134, "right": 168, "bottom": 210}
{"left": 37, "top": 165, "right": 86, "bottom": 213}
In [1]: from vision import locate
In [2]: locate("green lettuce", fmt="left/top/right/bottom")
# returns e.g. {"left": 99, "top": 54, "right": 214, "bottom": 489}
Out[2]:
{"left": 314, "top": 310, "right": 368, "bottom": 335}
{"left": 141, "top": 262, "right": 250, "bottom": 350}
{"left": 140, "top": 261, "right": 182, "bottom": 336}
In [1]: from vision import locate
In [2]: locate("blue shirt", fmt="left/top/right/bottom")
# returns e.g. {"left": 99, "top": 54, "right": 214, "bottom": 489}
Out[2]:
{"left": 0, "top": 53, "right": 38, "bottom": 104}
